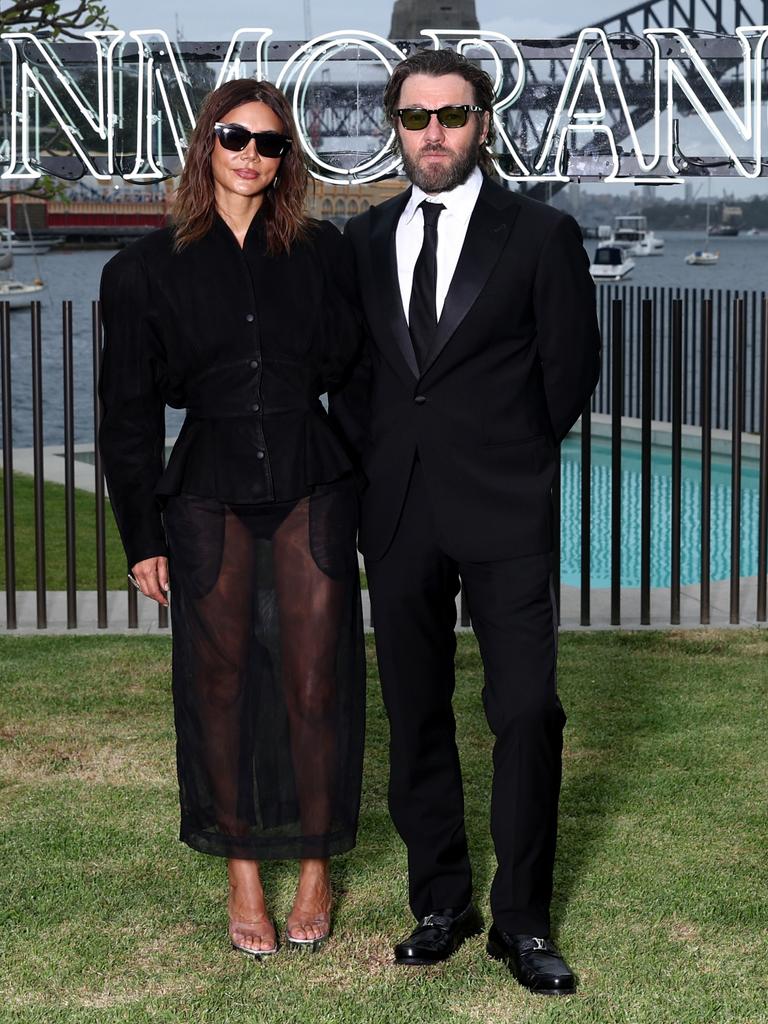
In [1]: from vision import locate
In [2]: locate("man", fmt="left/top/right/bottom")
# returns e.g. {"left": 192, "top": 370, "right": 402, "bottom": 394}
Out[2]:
{"left": 336, "top": 49, "right": 600, "bottom": 995}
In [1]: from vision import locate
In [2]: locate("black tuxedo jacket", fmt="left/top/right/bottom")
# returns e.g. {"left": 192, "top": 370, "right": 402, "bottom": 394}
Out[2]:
{"left": 335, "top": 175, "right": 601, "bottom": 563}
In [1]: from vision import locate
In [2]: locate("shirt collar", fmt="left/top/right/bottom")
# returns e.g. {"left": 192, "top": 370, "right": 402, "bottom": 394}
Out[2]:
{"left": 402, "top": 165, "right": 483, "bottom": 226}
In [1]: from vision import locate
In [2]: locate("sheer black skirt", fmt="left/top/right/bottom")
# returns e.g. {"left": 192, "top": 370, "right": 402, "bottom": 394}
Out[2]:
{"left": 164, "top": 477, "right": 365, "bottom": 861}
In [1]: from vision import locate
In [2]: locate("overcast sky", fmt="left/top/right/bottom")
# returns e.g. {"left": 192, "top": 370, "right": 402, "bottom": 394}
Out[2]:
{"left": 101, "top": 0, "right": 623, "bottom": 42}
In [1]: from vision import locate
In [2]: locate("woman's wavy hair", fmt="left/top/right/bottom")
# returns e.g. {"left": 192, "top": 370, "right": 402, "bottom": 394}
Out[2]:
{"left": 173, "top": 79, "right": 309, "bottom": 254}
{"left": 383, "top": 49, "right": 497, "bottom": 176}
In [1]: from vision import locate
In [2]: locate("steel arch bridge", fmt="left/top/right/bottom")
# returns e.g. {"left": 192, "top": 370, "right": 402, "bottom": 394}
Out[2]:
{"left": 520, "top": 0, "right": 768, "bottom": 196}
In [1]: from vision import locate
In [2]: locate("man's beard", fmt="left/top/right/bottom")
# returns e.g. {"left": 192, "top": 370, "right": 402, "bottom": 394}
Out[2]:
{"left": 400, "top": 126, "right": 482, "bottom": 194}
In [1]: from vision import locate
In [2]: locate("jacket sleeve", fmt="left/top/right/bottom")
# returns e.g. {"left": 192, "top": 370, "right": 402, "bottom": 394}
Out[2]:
{"left": 326, "top": 218, "right": 372, "bottom": 465}
{"left": 313, "top": 219, "right": 365, "bottom": 395}
{"left": 98, "top": 249, "right": 168, "bottom": 568}
{"left": 533, "top": 213, "right": 601, "bottom": 443}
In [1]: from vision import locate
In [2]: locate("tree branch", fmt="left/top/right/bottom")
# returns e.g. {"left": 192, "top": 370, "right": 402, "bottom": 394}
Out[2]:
{"left": 0, "top": 1, "right": 111, "bottom": 39}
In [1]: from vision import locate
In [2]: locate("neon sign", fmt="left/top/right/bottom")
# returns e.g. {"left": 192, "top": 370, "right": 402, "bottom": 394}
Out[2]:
{"left": 1, "top": 26, "right": 767, "bottom": 184}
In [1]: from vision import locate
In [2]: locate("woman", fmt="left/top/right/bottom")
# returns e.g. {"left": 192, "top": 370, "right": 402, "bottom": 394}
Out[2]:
{"left": 98, "top": 79, "right": 365, "bottom": 959}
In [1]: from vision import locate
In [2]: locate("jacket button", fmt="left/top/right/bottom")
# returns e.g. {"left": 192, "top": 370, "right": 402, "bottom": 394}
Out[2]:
{"left": 245, "top": 313, "right": 255, "bottom": 323}
{"left": 251, "top": 402, "right": 260, "bottom": 412}
{"left": 414, "top": 395, "right": 427, "bottom": 405}
{"left": 249, "top": 359, "right": 259, "bottom": 369}
{"left": 256, "top": 450, "right": 265, "bottom": 460}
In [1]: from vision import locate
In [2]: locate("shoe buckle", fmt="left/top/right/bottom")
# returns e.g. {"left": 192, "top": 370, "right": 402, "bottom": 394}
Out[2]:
{"left": 532, "top": 937, "right": 547, "bottom": 951}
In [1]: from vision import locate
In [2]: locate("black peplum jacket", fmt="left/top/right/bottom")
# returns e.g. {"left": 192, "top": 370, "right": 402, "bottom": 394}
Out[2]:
{"left": 98, "top": 213, "right": 360, "bottom": 568}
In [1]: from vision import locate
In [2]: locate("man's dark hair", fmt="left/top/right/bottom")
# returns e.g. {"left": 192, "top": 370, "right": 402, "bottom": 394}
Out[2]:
{"left": 383, "top": 49, "right": 497, "bottom": 175}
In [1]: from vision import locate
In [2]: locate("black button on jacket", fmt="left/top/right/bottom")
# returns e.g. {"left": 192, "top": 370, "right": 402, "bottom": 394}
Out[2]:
{"left": 98, "top": 214, "right": 360, "bottom": 568}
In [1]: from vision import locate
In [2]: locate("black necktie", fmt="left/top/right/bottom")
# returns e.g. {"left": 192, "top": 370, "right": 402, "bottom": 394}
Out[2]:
{"left": 408, "top": 200, "right": 445, "bottom": 372}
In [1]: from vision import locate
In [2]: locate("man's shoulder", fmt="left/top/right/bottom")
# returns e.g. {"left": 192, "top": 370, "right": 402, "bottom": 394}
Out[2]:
{"left": 478, "top": 179, "right": 582, "bottom": 253}
{"left": 481, "top": 178, "right": 569, "bottom": 226}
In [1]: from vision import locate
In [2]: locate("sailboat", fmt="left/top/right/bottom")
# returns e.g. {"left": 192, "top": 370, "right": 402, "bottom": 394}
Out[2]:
{"left": 0, "top": 198, "right": 46, "bottom": 307}
{"left": 685, "top": 180, "right": 719, "bottom": 266}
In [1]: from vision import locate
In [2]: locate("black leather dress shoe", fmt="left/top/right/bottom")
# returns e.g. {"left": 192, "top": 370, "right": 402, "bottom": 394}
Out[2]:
{"left": 486, "top": 925, "right": 576, "bottom": 995}
{"left": 394, "top": 904, "right": 483, "bottom": 965}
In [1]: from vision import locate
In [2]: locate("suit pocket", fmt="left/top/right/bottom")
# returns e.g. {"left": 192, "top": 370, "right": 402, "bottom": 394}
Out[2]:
{"left": 481, "top": 432, "right": 544, "bottom": 449}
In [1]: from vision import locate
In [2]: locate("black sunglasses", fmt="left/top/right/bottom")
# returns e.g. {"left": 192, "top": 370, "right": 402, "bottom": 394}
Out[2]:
{"left": 214, "top": 122, "right": 292, "bottom": 158}
{"left": 396, "top": 105, "right": 485, "bottom": 131}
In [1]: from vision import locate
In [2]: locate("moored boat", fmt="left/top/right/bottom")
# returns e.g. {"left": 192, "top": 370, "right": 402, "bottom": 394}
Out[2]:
{"left": 590, "top": 245, "right": 635, "bottom": 281}
{"left": 612, "top": 215, "right": 664, "bottom": 255}
{"left": 685, "top": 249, "right": 719, "bottom": 266}
{"left": 0, "top": 278, "right": 47, "bottom": 307}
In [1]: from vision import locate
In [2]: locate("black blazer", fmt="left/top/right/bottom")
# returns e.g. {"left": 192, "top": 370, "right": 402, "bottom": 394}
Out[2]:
{"left": 99, "top": 215, "right": 359, "bottom": 568}
{"left": 335, "top": 175, "right": 601, "bottom": 563}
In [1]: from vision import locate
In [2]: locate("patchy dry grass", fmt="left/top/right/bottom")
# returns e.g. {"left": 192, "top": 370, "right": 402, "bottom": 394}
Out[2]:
{"left": 0, "top": 631, "right": 766, "bottom": 1024}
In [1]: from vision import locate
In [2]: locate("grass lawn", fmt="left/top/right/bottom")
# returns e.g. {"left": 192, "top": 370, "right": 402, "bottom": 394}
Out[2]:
{"left": 0, "top": 472, "right": 128, "bottom": 591}
{"left": 0, "top": 631, "right": 766, "bottom": 1023}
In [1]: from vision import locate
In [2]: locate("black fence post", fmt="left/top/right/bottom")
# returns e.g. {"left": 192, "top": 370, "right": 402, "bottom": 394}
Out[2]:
{"left": 63, "top": 301, "right": 77, "bottom": 628}
{"left": 758, "top": 297, "right": 768, "bottom": 623}
{"left": 553, "top": 444, "right": 561, "bottom": 624}
{"left": 611, "top": 299, "right": 623, "bottom": 627}
{"left": 93, "top": 301, "right": 108, "bottom": 628}
{"left": 730, "top": 298, "right": 745, "bottom": 624}
{"left": 670, "top": 300, "right": 683, "bottom": 625}
{"left": 31, "top": 301, "right": 46, "bottom": 629}
{"left": 700, "top": 299, "right": 713, "bottom": 625}
{"left": 1, "top": 302, "right": 16, "bottom": 630}
{"left": 580, "top": 402, "right": 591, "bottom": 627}
{"left": 640, "top": 299, "right": 653, "bottom": 625}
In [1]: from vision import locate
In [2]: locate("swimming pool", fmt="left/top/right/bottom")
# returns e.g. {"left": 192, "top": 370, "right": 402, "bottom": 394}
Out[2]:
{"left": 559, "top": 437, "right": 761, "bottom": 589}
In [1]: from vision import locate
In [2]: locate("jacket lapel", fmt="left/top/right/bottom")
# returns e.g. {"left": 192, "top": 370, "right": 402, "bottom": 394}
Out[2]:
{"left": 368, "top": 188, "right": 420, "bottom": 382}
{"left": 419, "top": 178, "right": 520, "bottom": 378}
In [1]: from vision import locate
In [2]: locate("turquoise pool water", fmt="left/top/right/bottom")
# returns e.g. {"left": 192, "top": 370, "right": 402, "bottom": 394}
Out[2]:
{"left": 560, "top": 438, "right": 762, "bottom": 589}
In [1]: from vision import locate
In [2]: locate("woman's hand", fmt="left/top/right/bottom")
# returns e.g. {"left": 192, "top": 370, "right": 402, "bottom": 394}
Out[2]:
{"left": 129, "top": 556, "right": 170, "bottom": 606}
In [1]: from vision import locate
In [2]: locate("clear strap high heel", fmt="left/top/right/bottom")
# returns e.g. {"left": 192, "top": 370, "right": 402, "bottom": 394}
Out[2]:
{"left": 228, "top": 917, "right": 279, "bottom": 959}
{"left": 285, "top": 911, "right": 331, "bottom": 952}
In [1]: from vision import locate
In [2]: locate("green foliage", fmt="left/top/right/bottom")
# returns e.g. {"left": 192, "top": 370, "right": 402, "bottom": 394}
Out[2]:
{"left": 0, "top": 0, "right": 110, "bottom": 40}
{"left": 0, "top": 176, "right": 68, "bottom": 203}
{"left": 0, "top": 472, "right": 129, "bottom": 590}
{"left": 642, "top": 194, "right": 768, "bottom": 231}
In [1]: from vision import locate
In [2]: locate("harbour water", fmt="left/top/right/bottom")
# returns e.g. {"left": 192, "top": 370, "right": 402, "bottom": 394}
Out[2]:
{"left": 1, "top": 228, "right": 768, "bottom": 448}
{"left": 583, "top": 228, "right": 768, "bottom": 291}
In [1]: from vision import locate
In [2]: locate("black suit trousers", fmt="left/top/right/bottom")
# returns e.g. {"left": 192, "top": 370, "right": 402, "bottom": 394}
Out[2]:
{"left": 366, "top": 459, "right": 565, "bottom": 936}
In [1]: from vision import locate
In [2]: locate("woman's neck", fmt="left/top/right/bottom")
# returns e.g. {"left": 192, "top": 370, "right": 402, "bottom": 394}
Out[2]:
{"left": 215, "top": 193, "right": 264, "bottom": 248}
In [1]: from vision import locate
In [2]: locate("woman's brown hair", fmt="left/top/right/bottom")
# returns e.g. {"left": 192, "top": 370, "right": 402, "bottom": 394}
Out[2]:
{"left": 173, "top": 79, "right": 309, "bottom": 254}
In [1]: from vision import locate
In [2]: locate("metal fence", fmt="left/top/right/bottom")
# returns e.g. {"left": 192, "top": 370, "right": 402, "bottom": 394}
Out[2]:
{"left": 594, "top": 285, "right": 765, "bottom": 434}
{"left": 1, "top": 290, "right": 767, "bottom": 631}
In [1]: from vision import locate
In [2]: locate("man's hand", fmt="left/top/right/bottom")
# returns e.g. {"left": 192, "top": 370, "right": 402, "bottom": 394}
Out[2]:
{"left": 129, "top": 556, "right": 170, "bottom": 606}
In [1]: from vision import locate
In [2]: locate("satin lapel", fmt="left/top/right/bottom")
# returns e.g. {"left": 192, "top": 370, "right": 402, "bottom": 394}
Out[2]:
{"left": 420, "top": 186, "right": 519, "bottom": 378}
{"left": 369, "top": 190, "right": 419, "bottom": 382}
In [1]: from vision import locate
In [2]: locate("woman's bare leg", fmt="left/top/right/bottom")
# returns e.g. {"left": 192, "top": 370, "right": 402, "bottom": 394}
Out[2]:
{"left": 285, "top": 858, "right": 332, "bottom": 941}
{"left": 227, "top": 859, "right": 276, "bottom": 952}
{"left": 272, "top": 498, "right": 344, "bottom": 940}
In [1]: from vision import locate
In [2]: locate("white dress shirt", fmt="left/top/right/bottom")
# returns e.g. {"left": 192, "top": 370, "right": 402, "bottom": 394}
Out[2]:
{"left": 396, "top": 165, "right": 483, "bottom": 325}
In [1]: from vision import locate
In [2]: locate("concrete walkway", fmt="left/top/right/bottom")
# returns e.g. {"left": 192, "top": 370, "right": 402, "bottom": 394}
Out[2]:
{"left": 2, "top": 578, "right": 764, "bottom": 634}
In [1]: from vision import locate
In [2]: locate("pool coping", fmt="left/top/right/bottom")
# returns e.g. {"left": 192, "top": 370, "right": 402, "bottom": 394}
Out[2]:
{"left": 569, "top": 413, "right": 762, "bottom": 461}
{"left": 6, "top": 416, "right": 762, "bottom": 496}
